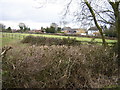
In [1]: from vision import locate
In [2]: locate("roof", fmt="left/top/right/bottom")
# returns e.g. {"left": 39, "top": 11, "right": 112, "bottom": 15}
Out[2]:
{"left": 88, "top": 27, "right": 98, "bottom": 31}
{"left": 62, "top": 27, "right": 71, "bottom": 31}
{"left": 63, "top": 27, "right": 86, "bottom": 31}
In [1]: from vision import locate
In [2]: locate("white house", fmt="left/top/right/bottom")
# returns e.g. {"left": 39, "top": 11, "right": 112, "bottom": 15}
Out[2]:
{"left": 87, "top": 27, "right": 100, "bottom": 36}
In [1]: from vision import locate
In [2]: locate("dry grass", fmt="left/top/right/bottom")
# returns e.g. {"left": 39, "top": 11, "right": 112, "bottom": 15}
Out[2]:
{"left": 2, "top": 44, "right": 118, "bottom": 88}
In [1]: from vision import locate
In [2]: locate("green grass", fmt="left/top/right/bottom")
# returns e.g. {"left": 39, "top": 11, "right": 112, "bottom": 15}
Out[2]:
{"left": 103, "top": 85, "right": 120, "bottom": 89}
{"left": 1, "top": 36, "right": 29, "bottom": 48}
{"left": 2, "top": 32, "right": 117, "bottom": 46}
{"left": 15, "top": 33, "right": 116, "bottom": 42}
{"left": 2, "top": 37, "right": 19, "bottom": 46}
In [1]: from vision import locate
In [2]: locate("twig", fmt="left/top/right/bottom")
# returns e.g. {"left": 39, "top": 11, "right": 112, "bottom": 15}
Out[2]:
{"left": 1, "top": 46, "right": 13, "bottom": 57}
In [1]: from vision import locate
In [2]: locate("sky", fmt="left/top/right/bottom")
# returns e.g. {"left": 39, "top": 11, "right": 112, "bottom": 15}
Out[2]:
{"left": 0, "top": 0, "right": 80, "bottom": 29}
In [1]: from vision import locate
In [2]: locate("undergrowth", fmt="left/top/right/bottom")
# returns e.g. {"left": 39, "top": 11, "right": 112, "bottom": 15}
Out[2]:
{"left": 2, "top": 44, "right": 119, "bottom": 88}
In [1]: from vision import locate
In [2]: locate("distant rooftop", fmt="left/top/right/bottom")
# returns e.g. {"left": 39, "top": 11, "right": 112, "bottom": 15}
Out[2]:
{"left": 88, "top": 27, "right": 98, "bottom": 31}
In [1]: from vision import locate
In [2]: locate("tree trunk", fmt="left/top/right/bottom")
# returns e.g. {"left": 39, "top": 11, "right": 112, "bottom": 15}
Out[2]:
{"left": 108, "top": 1, "right": 120, "bottom": 85}
{"left": 114, "top": 3, "right": 120, "bottom": 86}
{"left": 113, "top": 2, "right": 120, "bottom": 73}
{"left": 117, "top": 14, "right": 120, "bottom": 82}
{"left": 84, "top": 0, "right": 107, "bottom": 47}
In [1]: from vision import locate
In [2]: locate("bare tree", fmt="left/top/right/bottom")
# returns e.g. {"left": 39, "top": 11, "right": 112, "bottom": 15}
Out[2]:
{"left": 36, "top": 0, "right": 120, "bottom": 56}
{"left": 61, "top": 0, "right": 120, "bottom": 55}
{"left": 59, "top": 0, "right": 107, "bottom": 46}
{"left": 0, "top": 23, "right": 5, "bottom": 31}
{"left": 84, "top": 0, "right": 107, "bottom": 46}
{"left": 108, "top": 0, "right": 120, "bottom": 72}
{"left": 19, "top": 23, "right": 26, "bottom": 30}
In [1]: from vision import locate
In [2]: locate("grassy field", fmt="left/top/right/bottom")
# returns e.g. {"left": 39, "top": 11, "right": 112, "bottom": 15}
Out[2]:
{"left": 2, "top": 32, "right": 117, "bottom": 44}
{"left": 2, "top": 37, "right": 20, "bottom": 46}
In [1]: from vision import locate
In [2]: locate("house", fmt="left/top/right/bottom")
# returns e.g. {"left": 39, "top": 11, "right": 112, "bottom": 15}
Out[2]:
{"left": 87, "top": 27, "right": 100, "bottom": 36}
{"left": 28, "top": 30, "right": 43, "bottom": 33}
{"left": 62, "top": 27, "right": 72, "bottom": 34}
{"left": 73, "top": 28, "right": 86, "bottom": 35}
{"left": 12, "top": 29, "right": 21, "bottom": 32}
{"left": 12, "top": 29, "right": 19, "bottom": 32}
{"left": 62, "top": 27, "right": 86, "bottom": 35}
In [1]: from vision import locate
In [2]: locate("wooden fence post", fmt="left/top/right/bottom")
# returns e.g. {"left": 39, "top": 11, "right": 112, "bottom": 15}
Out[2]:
{"left": 5, "top": 33, "right": 7, "bottom": 37}
{"left": 11, "top": 34, "right": 13, "bottom": 39}
{"left": 9, "top": 33, "right": 10, "bottom": 38}
{"left": 23, "top": 35, "right": 25, "bottom": 39}
{"left": 19, "top": 34, "right": 20, "bottom": 39}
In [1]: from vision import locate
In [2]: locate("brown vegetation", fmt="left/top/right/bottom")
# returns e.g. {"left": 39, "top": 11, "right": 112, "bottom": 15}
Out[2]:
{"left": 2, "top": 44, "right": 118, "bottom": 88}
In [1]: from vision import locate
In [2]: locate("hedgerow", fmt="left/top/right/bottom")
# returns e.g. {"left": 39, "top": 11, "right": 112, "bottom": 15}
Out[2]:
{"left": 21, "top": 36, "right": 81, "bottom": 46}
{"left": 2, "top": 45, "right": 118, "bottom": 88}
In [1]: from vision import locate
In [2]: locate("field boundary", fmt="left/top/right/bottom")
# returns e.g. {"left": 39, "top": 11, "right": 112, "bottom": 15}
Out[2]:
{"left": 2, "top": 32, "right": 116, "bottom": 45}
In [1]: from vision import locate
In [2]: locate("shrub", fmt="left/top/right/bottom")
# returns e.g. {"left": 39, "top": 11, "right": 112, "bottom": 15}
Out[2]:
{"left": 2, "top": 45, "right": 118, "bottom": 88}
{"left": 21, "top": 36, "right": 81, "bottom": 46}
{"left": 112, "top": 42, "right": 118, "bottom": 54}
{"left": 45, "top": 26, "right": 56, "bottom": 33}
{"left": 104, "top": 30, "right": 117, "bottom": 37}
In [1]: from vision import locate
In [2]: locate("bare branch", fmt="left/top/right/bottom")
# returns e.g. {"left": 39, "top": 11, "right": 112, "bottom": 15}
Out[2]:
{"left": 63, "top": 0, "right": 73, "bottom": 17}
{"left": 98, "top": 10, "right": 114, "bottom": 14}
{"left": 98, "top": 20, "right": 114, "bottom": 25}
{"left": 93, "top": 9, "right": 115, "bottom": 25}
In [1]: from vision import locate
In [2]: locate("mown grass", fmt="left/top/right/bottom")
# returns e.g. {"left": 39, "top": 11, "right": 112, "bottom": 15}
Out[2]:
{"left": 2, "top": 32, "right": 117, "bottom": 43}
{"left": 2, "top": 37, "right": 29, "bottom": 48}
{"left": 2, "top": 37, "right": 18, "bottom": 46}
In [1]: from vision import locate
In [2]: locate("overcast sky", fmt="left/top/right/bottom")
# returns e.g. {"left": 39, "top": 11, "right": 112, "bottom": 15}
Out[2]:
{"left": 0, "top": 0, "right": 80, "bottom": 29}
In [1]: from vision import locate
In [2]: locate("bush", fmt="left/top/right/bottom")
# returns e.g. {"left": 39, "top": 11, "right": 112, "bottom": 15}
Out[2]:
{"left": 21, "top": 36, "right": 81, "bottom": 46}
{"left": 45, "top": 26, "right": 56, "bottom": 33}
{"left": 104, "top": 30, "right": 117, "bottom": 37}
{"left": 112, "top": 42, "right": 118, "bottom": 53}
{"left": 2, "top": 45, "right": 118, "bottom": 88}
